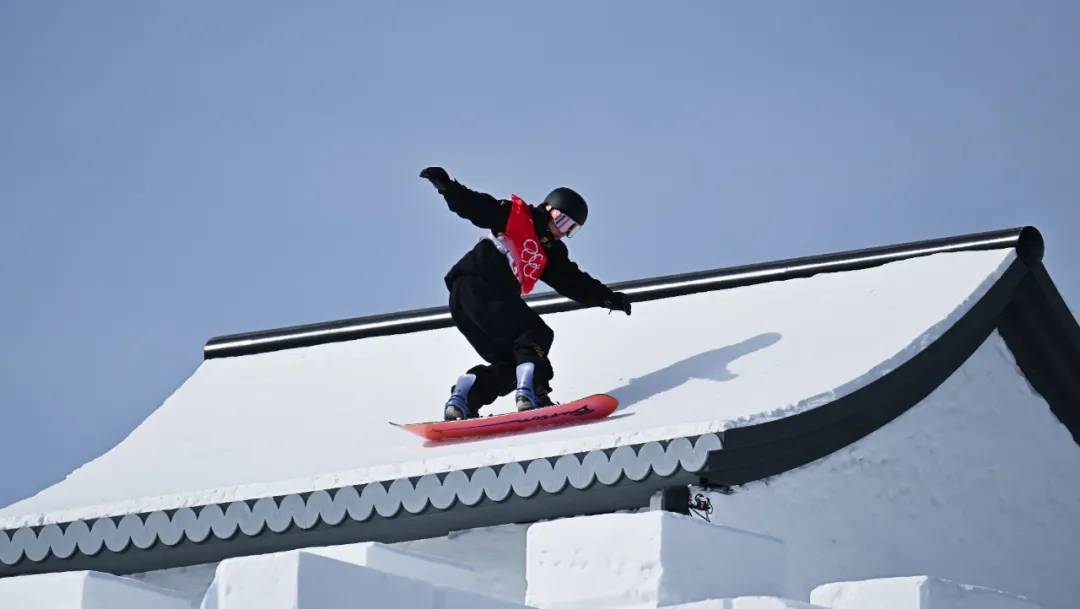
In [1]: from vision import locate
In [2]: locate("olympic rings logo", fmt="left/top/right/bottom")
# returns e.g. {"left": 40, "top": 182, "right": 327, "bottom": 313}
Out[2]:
{"left": 520, "top": 239, "right": 545, "bottom": 280}
{"left": 487, "top": 232, "right": 546, "bottom": 289}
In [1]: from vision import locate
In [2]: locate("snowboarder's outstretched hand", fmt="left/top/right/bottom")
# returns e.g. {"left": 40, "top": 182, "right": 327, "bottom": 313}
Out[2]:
{"left": 420, "top": 166, "right": 453, "bottom": 193}
{"left": 603, "top": 292, "right": 632, "bottom": 316}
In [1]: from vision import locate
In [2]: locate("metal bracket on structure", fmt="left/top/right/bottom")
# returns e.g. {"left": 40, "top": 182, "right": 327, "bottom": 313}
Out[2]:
{"left": 649, "top": 485, "right": 691, "bottom": 514}
{"left": 697, "top": 477, "right": 736, "bottom": 495}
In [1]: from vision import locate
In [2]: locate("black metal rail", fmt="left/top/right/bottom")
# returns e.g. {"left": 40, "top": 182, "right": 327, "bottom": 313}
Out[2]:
{"left": 204, "top": 226, "right": 1044, "bottom": 359}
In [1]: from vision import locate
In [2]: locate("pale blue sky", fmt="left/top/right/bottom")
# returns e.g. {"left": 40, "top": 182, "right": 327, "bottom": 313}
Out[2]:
{"left": 2, "top": 2, "right": 1077, "bottom": 510}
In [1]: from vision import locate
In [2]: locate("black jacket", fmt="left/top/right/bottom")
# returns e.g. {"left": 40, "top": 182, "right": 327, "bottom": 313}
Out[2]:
{"left": 440, "top": 180, "right": 617, "bottom": 307}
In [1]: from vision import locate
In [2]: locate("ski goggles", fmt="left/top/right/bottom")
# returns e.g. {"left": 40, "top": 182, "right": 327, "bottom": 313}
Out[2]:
{"left": 553, "top": 212, "right": 582, "bottom": 238}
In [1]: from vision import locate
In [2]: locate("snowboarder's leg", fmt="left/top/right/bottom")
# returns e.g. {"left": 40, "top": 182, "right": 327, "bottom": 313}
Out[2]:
{"left": 447, "top": 277, "right": 519, "bottom": 417}
{"left": 443, "top": 364, "right": 518, "bottom": 420}
{"left": 511, "top": 316, "right": 556, "bottom": 411}
{"left": 447, "top": 276, "right": 557, "bottom": 414}
{"left": 467, "top": 290, "right": 556, "bottom": 410}
{"left": 463, "top": 362, "right": 516, "bottom": 407}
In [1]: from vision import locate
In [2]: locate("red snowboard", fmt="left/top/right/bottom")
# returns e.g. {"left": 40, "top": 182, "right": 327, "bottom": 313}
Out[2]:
{"left": 393, "top": 394, "right": 618, "bottom": 442}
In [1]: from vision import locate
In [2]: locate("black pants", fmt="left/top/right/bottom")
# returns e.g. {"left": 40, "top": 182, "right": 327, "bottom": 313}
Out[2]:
{"left": 448, "top": 275, "right": 554, "bottom": 411}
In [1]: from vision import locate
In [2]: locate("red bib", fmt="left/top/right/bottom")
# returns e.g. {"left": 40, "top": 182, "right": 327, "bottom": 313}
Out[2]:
{"left": 490, "top": 195, "right": 548, "bottom": 295}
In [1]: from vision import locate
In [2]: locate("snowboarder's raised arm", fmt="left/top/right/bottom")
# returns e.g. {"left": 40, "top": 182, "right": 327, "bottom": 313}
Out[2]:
{"left": 420, "top": 166, "right": 510, "bottom": 232}
{"left": 543, "top": 242, "right": 632, "bottom": 314}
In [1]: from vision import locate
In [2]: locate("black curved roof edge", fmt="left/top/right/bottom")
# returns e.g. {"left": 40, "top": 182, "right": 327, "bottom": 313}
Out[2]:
{"left": 5, "top": 232, "right": 1078, "bottom": 578}
{"left": 998, "top": 263, "right": 1080, "bottom": 445}
{"left": 204, "top": 226, "right": 1045, "bottom": 359}
{"left": 702, "top": 255, "right": 1080, "bottom": 484}
{"left": 704, "top": 256, "right": 1023, "bottom": 484}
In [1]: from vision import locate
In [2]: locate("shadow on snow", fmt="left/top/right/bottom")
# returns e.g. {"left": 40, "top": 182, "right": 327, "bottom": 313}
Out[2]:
{"left": 605, "top": 332, "right": 782, "bottom": 411}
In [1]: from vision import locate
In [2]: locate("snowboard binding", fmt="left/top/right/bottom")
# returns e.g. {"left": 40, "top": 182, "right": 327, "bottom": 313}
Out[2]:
{"left": 515, "top": 383, "right": 555, "bottom": 412}
{"left": 444, "top": 394, "right": 474, "bottom": 421}
{"left": 444, "top": 378, "right": 477, "bottom": 421}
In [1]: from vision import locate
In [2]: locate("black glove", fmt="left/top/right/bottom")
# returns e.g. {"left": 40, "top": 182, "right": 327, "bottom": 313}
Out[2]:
{"left": 603, "top": 291, "right": 632, "bottom": 316}
{"left": 420, "top": 166, "right": 453, "bottom": 193}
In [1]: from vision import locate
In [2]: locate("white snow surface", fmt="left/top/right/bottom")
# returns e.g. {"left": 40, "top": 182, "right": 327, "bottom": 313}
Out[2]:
{"left": 668, "top": 600, "right": 826, "bottom": 609}
{"left": 129, "top": 537, "right": 511, "bottom": 608}
{"left": 395, "top": 524, "right": 530, "bottom": 603}
{"left": 811, "top": 576, "right": 1044, "bottom": 609}
{"left": 132, "top": 562, "right": 218, "bottom": 607}
{"left": 303, "top": 540, "right": 478, "bottom": 593}
{"left": 691, "top": 331, "right": 1080, "bottom": 609}
{"left": 0, "top": 570, "right": 191, "bottom": 609}
{"left": 200, "top": 548, "right": 528, "bottom": 609}
{"left": 526, "top": 511, "right": 784, "bottom": 608}
{"left": 0, "top": 249, "right": 1015, "bottom": 528}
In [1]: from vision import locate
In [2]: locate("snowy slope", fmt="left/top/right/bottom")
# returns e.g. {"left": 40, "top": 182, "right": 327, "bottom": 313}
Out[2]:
{"left": 0, "top": 249, "right": 1015, "bottom": 528}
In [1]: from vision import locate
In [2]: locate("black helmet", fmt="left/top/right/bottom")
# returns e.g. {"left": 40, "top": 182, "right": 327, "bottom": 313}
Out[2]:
{"left": 543, "top": 187, "right": 588, "bottom": 226}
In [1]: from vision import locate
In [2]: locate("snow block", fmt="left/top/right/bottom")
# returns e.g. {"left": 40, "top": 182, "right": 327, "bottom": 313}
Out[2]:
{"left": 664, "top": 597, "right": 827, "bottom": 608}
{"left": 526, "top": 511, "right": 785, "bottom": 608}
{"left": 0, "top": 570, "right": 190, "bottom": 609}
{"left": 200, "top": 549, "right": 530, "bottom": 609}
{"left": 305, "top": 540, "right": 478, "bottom": 591}
{"left": 130, "top": 562, "right": 218, "bottom": 607}
{"left": 395, "top": 523, "right": 530, "bottom": 604}
{"left": 810, "top": 576, "right": 1045, "bottom": 609}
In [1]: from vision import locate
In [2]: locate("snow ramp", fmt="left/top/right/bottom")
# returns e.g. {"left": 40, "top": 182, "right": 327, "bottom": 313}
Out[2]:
{"left": 2, "top": 227, "right": 1078, "bottom": 589}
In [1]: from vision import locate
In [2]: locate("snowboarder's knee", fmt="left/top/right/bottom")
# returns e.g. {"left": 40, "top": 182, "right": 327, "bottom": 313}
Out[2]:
{"left": 524, "top": 323, "right": 554, "bottom": 352}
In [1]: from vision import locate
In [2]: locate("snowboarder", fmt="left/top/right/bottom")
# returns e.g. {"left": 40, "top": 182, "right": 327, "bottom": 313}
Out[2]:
{"left": 420, "top": 166, "right": 631, "bottom": 421}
